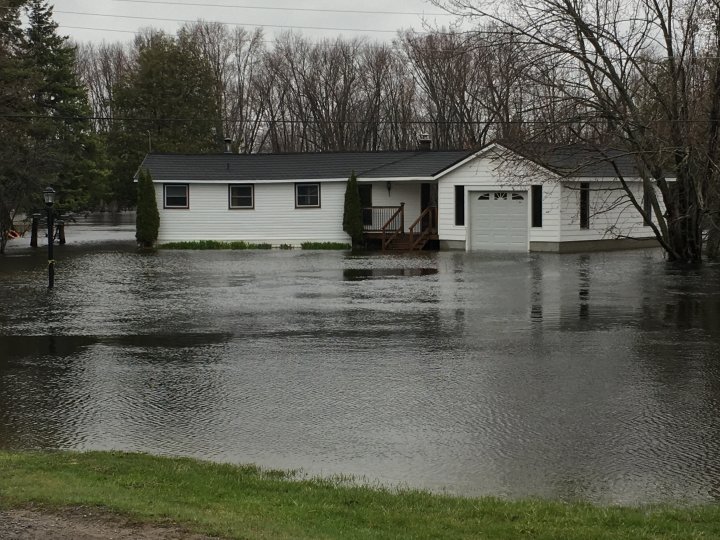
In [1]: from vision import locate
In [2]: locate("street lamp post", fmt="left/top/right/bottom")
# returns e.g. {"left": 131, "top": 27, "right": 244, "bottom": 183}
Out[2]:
{"left": 43, "top": 186, "right": 56, "bottom": 289}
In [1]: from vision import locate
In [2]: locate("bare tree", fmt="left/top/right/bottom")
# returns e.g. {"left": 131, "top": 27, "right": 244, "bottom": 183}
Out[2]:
{"left": 180, "top": 21, "right": 230, "bottom": 150}
{"left": 435, "top": 0, "right": 720, "bottom": 262}
{"left": 227, "top": 27, "right": 266, "bottom": 152}
{"left": 76, "top": 41, "right": 130, "bottom": 132}
{"left": 259, "top": 33, "right": 312, "bottom": 152}
{"left": 379, "top": 46, "right": 422, "bottom": 149}
{"left": 401, "top": 31, "right": 485, "bottom": 148}
{"left": 260, "top": 34, "right": 382, "bottom": 152}
{"left": 180, "top": 23, "right": 267, "bottom": 153}
{"left": 400, "top": 28, "right": 531, "bottom": 149}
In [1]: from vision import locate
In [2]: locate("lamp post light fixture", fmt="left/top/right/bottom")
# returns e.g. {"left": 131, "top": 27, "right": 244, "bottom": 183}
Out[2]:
{"left": 43, "top": 186, "right": 56, "bottom": 289}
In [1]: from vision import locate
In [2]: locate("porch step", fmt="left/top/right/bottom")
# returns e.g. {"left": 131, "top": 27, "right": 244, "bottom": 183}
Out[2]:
{"left": 385, "top": 233, "right": 409, "bottom": 251}
{"left": 386, "top": 234, "right": 428, "bottom": 251}
{"left": 362, "top": 232, "right": 438, "bottom": 251}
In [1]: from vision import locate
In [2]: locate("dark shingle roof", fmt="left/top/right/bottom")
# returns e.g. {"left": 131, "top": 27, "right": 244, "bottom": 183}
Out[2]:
{"left": 504, "top": 143, "right": 649, "bottom": 178}
{"left": 138, "top": 150, "right": 474, "bottom": 182}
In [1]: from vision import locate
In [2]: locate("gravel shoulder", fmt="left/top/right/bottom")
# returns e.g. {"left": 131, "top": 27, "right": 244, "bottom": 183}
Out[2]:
{"left": 0, "top": 507, "right": 220, "bottom": 540}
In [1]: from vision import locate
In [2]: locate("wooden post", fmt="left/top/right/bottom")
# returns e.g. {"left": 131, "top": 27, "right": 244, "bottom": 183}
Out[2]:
{"left": 57, "top": 220, "right": 66, "bottom": 244}
{"left": 30, "top": 214, "right": 40, "bottom": 248}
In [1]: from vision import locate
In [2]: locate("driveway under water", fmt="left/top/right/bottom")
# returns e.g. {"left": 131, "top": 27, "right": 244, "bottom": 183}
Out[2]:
{"left": 1, "top": 213, "right": 720, "bottom": 505}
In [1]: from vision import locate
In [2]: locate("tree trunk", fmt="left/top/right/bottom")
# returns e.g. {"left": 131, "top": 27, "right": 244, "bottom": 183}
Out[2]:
{"left": 708, "top": 225, "right": 720, "bottom": 260}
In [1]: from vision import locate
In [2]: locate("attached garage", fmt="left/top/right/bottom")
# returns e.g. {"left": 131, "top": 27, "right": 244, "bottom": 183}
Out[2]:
{"left": 468, "top": 190, "right": 528, "bottom": 251}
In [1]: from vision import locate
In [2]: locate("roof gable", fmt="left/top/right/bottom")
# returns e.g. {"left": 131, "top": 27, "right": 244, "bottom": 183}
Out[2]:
{"left": 432, "top": 142, "right": 650, "bottom": 181}
{"left": 502, "top": 143, "right": 653, "bottom": 178}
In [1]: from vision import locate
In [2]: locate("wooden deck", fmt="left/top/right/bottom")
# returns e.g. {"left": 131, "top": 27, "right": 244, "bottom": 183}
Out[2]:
{"left": 362, "top": 205, "right": 438, "bottom": 251}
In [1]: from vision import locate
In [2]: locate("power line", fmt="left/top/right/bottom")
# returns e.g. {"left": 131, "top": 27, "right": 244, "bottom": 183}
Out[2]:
{"left": 53, "top": 9, "right": 407, "bottom": 34}
{"left": 56, "top": 23, "right": 487, "bottom": 55}
{"left": 109, "top": 0, "right": 452, "bottom": 17}
{"left": 44, "top": 21, "right": 720, "bottom": 60}
{"left": 63, "top": 25, "right": 137, "bottom": 34}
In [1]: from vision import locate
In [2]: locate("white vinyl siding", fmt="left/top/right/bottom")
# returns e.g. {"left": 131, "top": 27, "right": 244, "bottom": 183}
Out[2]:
{"left": 155, "top": 182, "right": 349, "bottom": 245}
{"left": 559, "top": 181, "right": 658, "bottom": 241}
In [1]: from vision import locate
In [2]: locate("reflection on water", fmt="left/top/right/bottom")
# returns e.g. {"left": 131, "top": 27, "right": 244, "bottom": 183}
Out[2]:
{"left": 343, "top": 267, "right": 438, "bottom": 280}
{"left": 1, "top": 223, "right": 720, "bottom": 505}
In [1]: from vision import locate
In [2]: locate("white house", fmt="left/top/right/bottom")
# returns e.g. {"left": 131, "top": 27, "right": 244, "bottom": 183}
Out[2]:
{"left": 136, "top": 143, "right": 662, "bottom": 252}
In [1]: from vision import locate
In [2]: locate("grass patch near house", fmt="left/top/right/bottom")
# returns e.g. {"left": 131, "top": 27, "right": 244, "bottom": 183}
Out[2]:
{"left": 300, "top": 241, "right": 351, "bottom": 250}
{"left": 159, "top": 240, "right": 272, "bottom": 250}
{"left": 1, "top": 451, "right": 720, "bottom": 540}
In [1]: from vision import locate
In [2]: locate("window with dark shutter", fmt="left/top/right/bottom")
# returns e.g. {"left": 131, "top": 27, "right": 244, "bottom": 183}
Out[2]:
{"left": 643, "top": 183, "right": 652, "bottom": 226}
{"left": 455, "top": 185, "right": 465, "bottom": 226}
{"left": 580, "top": 182, "right": 590, "bottom": 229}
{"left": 531, "top": 185, "right": 542, "bottom": 227}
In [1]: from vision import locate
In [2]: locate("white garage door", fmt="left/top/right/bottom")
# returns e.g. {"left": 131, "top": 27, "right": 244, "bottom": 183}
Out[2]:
{"left": 469, "top": 191, "right": 528, "bottom": 251}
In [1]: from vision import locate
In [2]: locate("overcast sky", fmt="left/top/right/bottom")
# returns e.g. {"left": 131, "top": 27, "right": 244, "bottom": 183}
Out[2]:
{"left": 51, "top": 0, "right": 460, "bottom": 45}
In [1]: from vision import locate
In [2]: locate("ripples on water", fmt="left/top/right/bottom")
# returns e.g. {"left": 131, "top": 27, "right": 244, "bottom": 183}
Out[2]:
{"left": 1, "top": 217, "right": 720, "bottom": 504}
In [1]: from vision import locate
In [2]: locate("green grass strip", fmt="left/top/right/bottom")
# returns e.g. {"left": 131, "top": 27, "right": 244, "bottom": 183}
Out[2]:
{"left": 1, "top": 451, "right": 719, "bottom": 539}
{"left": 300, "top": 242, "right": 351, "bottom": 250}
{"left": 159, "top": 240, "right": 272, "bottom": 250}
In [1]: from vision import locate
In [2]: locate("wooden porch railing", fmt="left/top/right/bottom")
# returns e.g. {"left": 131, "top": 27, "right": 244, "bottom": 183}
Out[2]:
{"left": 380, "top": 203, "right": 404, "bottom": 250}
{"left": 362, "top": 205, "right": 404, "bottom": 233}
{"left": 408, "top": 207, "right": 437, "bottom": 250}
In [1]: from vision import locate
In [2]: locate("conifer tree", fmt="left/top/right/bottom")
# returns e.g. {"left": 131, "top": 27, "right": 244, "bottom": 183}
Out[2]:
{"left": 135, "top": 169, "right": 159, "bottom": 247}
{"left": 343, "top": 171, "right": 363, "bottom": 247}
{"left": 0, "top": 1, "right": 36, "bottom": 253}
{"left": 23, "top": 0, "right": 108, "bottom": 211}
{"left": 109, "top": 31, "right": 220, "bottom": 207}
{"left": 0, "top": 0, "right": 109, "bottom": 249}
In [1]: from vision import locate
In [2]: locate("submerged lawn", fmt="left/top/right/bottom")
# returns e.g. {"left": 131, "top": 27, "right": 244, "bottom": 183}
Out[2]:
{"left": 159, "top": 240, "right": 272, "bottom": 250}
{"left": 1, "top": 451, "right": 718, "bottom": 539}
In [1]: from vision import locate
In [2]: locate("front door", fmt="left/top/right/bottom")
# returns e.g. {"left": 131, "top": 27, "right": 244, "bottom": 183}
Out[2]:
{"left": 420, "top": 183, "right": 438, "bottom": 231}
{"left": 359, "top": 184, "right": 372, "bottom": 227}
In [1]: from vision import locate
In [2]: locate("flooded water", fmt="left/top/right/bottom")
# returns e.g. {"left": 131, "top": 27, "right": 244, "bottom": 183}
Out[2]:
{"left": 1, "top": 213, "right": 720, "bottom": 505}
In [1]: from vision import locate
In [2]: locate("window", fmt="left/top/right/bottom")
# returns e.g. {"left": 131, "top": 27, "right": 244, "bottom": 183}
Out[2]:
{"left": 643, "top": 182, "right": 652, "bottom": 226}
{"left": 579, "top": 182, "right": 590, "bottom": 229}
{"left": 455, "top": 185, "right": 465, "bottom": 226}
{"left": 477, "top": 193, "right": 490, "bottom": 200}
{"left": 531, "top": 185, "right": 542, "bottom": 228}
{"left": 511, "top": 193, "right": 524, "bottom": 200}
{"left": 295, "top": 183, "right": 320, "bottom": 208}
{"left": 494, "top": 192, "right": 508, "bottom": 200}
{"left": 229, "top": 184, "right": 254, "bottom": 209}
{"left": 164, "top": 184, "right": 188, "bottom": 208}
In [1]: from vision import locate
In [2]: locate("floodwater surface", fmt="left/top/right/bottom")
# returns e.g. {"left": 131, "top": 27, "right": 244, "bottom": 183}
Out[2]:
{"left": 1, "top": 214, "right": 720, "bottom": 505}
